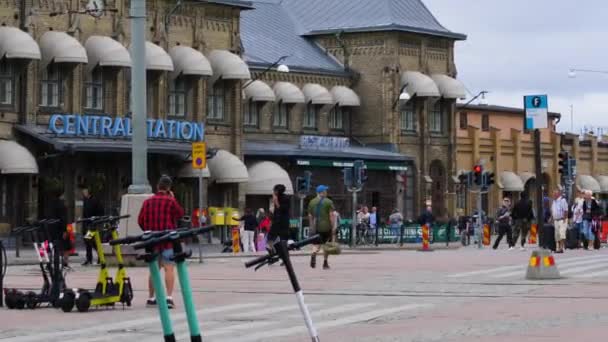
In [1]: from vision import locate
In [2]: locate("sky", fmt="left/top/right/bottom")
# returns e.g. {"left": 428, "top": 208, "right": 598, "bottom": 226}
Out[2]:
{"left": 423, "top": 0, "right": 608, "bottom": 134}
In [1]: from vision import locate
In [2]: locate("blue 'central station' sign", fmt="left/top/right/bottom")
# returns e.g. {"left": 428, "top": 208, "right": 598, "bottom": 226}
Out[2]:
{"left": 48, "top": 114, "right": 205, "bottom": 142}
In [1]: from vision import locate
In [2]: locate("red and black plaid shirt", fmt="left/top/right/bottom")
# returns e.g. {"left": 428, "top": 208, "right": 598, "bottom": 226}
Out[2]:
{"left": 138, "top": 192, "right": 185, "bottom": 250}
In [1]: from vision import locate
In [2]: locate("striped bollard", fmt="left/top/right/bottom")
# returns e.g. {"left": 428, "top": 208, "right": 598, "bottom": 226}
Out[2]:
{"left": 483, "top": 224, "right": 491, "bottom": 246}
{"left": 529, "top": 223, "right": 538, "bottom": 245}
{"left": 418, "top": 224, "right": 433, "bottom": 252}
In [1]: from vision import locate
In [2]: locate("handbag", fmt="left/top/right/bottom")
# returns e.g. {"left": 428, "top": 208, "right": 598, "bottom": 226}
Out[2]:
{"left": 322, "top": 241, "right": 341, "bottom": 255}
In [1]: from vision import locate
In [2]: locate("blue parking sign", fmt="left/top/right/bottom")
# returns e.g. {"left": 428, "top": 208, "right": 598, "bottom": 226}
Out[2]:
{"left": 524, "top": 95, "right": 548, "bottom": 130}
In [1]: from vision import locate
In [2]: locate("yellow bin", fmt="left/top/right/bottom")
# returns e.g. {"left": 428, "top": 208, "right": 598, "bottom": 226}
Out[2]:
{"left": 224, "top": 208, "right": 241, "bottom": 226}
{"left": 208, "top": 207, "right": 225, "bottom": 225}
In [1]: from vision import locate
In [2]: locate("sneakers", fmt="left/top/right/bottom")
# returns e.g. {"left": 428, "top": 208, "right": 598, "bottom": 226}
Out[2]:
{"left": 508, "top": 247, "right": 514, "bottom": 251}
{"left": 310, "top": 254, "right": 316, "bottom": 269}
{"left": 147, "top": 298, "right": 175, "bottom": 309}
{"left": 520, "top": 246, "right": 526, "bottom": 251}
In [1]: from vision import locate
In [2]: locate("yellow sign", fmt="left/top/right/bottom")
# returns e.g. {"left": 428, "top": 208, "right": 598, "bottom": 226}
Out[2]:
{"left": 192, "top": 142, "right": 206, "bottom": 169}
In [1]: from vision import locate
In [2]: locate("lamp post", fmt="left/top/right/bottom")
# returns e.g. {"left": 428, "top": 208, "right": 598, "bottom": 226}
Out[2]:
{"left": 243, "top": 55, "right": 290, "bottom": 89}
{"left": 458, "top": 90, "right": 489, "bottom": 110}
{"left": 392, "top": 83, "right": 411, "bottom": 110}
{"left": 128, "top": 0, "right": 151, "bottom": 194}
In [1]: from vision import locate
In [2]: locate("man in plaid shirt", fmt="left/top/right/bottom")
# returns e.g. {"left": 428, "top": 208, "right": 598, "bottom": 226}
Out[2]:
{"left": 138, "top": 175, "right": 184, "bottom": 309}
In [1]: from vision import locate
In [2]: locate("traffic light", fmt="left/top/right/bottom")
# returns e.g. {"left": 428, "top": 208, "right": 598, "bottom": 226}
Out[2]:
{"left": 296, "top": 176, "right": 306, "bottom": 194}
{"left": 485, "top": 172, "right": 495, "bottom": 186}
{"left": 458, "top": 172, "right": 472, "bottom": 187}
{"left": 569, "top": 157, "right": 577, "bottom": 177}
{"left": 473, "top": 165, "right": 483, "bottom": 186}
{"left": 303, "top": 171, "right": 312, "bottom": 193}
{"left": 353, "top": 160, "right": 365, "bottom": 188}
{"left": 342, "top": 167, "right": 353, "bottom": 188}
{"left": 558, "top": 151, "right": 569, "bottom": 176}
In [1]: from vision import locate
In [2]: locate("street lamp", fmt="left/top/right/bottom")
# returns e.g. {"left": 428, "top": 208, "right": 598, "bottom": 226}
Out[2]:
{"left": 243, "top": 55, "right": 290, "bottom": 89}
{"left": 459, "top": 90, "right": 489, "bottom": 110}
{"left": 568, "top": 68, "right": 608, "bottom": 78}
{"left": 392, "top": 83, "right": 411, "bottom": 110}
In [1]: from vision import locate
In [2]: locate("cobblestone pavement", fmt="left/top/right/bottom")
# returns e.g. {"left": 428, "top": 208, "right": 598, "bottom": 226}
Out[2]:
{"left": 1, "top": 245, "right": 607, "bottom": 341}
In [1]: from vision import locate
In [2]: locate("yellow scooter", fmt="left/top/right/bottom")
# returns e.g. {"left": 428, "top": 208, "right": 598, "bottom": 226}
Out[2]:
{"left": 60, "top": 215, "right": 133, "bottom": 312}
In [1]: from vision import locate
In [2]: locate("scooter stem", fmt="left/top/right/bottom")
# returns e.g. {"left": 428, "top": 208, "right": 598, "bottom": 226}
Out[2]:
{"left": 148, "top": 254, "right": 176, "bottom": 342}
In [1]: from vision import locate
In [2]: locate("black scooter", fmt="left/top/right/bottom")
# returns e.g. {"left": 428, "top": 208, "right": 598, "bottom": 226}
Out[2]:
{"left": 4, "top": 219, "right": 67, "bottom": 309}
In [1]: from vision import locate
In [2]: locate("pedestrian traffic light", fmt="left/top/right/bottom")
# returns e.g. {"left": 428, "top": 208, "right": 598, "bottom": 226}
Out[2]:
{"left": 485, "top": 172, "right": 495, "bottom": 186}
{"left": 558, "top": 151, "right": 569, "bottom": 176}
{"left": 473, "top": 165, "right": 483, "bottom": 185}
{"left": 296, "top": 176, "right": 307, "bottom": 194}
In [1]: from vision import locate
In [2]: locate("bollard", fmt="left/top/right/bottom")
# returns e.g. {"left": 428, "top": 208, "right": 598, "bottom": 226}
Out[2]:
{"left": 418, "top": 224, "right": 433, "bottom": 252}
{"left": 66, "top": 223, "right": 77, "bottom": 256}
{"left": 231, "top": 227, "right": 240, "bottom": 254}
{"left": 483, "top": 224, "right": 491, "bottom": 246}
{"left": 529, "top": 223, "right": 538, "bottom": 245}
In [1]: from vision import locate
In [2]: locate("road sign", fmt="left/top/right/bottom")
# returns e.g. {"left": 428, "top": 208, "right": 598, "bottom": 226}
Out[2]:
{"left": 524, "top": 95, "right": 548, "bottom": 130}
{"left": 192, "top": 142, "right": 207, "bottom": 169}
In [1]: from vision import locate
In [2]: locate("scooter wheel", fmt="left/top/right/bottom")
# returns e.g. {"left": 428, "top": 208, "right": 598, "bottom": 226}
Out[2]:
{"left": 25, "top": 292, "right": 38, "bottom": 309}
{"left": 14, "top": 292, "right": 25, "bottom": 310}
{"left": 60, "top": 291, "right": 75, "bottom": 313}
{"left": 76, "top": 292, "right": 91, "bottom": 313}
{"left": 5, "top": 291, "right": 16, "bottom": 309}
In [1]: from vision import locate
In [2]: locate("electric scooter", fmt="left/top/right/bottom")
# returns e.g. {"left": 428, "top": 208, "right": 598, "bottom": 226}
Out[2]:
{"left": 60, "top": 215, "right": 133, "bottom": 312}
{"left": 4, "top": 219, "right": 66, "bottom": 310}
{"left": 245, "top": 235, "right": 322, "bottom": 342}
{"left": 110, "top": 225, "right": 215, "bottom": 342}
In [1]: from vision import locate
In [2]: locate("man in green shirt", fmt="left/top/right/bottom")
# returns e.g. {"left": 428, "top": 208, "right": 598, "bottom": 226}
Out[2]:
{"left": 308, "top": 185, "right": 336, "bottom": 270}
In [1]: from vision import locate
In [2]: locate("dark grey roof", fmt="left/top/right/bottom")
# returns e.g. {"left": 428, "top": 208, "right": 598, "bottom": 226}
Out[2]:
{"left": 15, "top": 125, "right": 191, "bottom": 156}
{"left": 278, "top": 0, "right": 466, "bottom": 40}
{"left": 457, "top": 103, "right": 561, "bottom": 119}
{"left": 196, "top": 0, "right": 254, "bottom": 9}
{"left": 244, "top": 140, "right": 412, "bottom": 162}
{"left": 241, "top": 1, "right": 347, "bottom": 75}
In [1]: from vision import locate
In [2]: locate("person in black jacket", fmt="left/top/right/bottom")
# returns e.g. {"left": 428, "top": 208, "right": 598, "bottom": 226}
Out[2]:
{"left": 237, "top": 208, "right": 257, "bottom": 253}
{"left": 511, "top": 192, "right": 534, "bottom": 250}
{"left": 267, "top": 184, "right": 290, "bottom": 250}
{"left": 81, "top": 186, "right": 104, "bottom": 265}
{"left": 47, "top": 190, "right": 69, "bottom": 267}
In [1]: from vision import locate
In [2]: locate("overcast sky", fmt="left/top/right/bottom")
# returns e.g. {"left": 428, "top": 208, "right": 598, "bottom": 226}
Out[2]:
{"left": 423, "top": 0, "right": 608, "bottom": 134}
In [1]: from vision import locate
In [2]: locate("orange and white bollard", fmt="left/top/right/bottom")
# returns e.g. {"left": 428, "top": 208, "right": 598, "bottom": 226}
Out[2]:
{"left": 66, "top": 223, "right": 77, "bottom": 255}
{"left": 483, "top": 224, "right": 491, "bottom": 246}
{"left": 529, "top": 224, "right": 538, "bottom": 245}
{"left": 231, "top": 227, "right": 240, "bottom": 254}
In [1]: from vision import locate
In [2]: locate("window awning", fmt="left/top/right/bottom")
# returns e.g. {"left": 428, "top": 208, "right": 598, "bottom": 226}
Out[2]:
{"left": 400, "top": 71, "right": 440, "bottom": 97}
{"left": 177, "top": 161, "right": 210, "bottom": 179}
{"left": 208, "top": 150, "right": 249, "bottom": 184}
{"left": 500, "top": 171, "right": 524, "bottom": 192}
{"left": 330, "top": 86, "right": 361, "bottom": 107}
{"left": 431, "top": 74, "right": 466, "bottom": 100}
{"left": 85, "top": 36, "right": 131, "bottom": 72}
{"left": 302, "top": 83, "right": 334, "bottom": 105}
{"left": 144, "top": 41, "right": 174, "bottom": 71}
{"left": 246, "top": 161, "right": 294, "bottom": 195}
{"left": 0, "top": 140, "right": 38, "bottom": 174}
{"left": 208, "top": 49, "right": 251, "bottom": 84}
{"left": 243, "top": 80, "right": 276, "bottom": 102}
{"left": 595, "top": 175, "right": 608, "bottom": 194}
{"left": 520, "top": 172, "right": 536, "bottom": 185}
{"left": 40, "top": 31, "right": 87, "bottom": 68}
{"left": 0, "top": 26, "right": 40, "bottom": 60}
{"left": 168, "top": 45, "right": 210, "bottom": 78}
{"left": 576, "top": 175, "right": 601, "bottom": 193}
{"left": 273, "top": 82, "right": 305, "bottom": 104}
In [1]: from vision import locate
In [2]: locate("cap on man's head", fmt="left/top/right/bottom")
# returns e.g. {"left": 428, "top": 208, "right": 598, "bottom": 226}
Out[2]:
{"left": 316, "top": 185, "right": 329, "bottom": 193}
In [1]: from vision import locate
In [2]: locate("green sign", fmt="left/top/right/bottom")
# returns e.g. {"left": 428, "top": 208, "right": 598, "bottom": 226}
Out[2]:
{"left": 296, "top": 159, "right": 407, "bottom": 171}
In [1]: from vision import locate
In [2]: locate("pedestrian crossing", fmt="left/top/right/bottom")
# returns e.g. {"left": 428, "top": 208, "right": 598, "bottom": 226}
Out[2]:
{"left": 3, "top": 299, "right": 433, "bottom": 342}
{"left": 448, "top": 254, "right": 608, "bottom": 280}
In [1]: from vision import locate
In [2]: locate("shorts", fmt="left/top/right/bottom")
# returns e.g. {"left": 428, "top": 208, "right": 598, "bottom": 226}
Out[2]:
{"left": 314, "top": 231, "right": 332, "bottom": 244}
{"left": 159, "top": 248, "right": 175, "bottom": 265}
{"left": 554, "top": 219, "right": 567, "bottom": 241}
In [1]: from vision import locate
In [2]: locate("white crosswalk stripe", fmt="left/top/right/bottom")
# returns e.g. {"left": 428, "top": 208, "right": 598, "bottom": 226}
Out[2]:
{"left": 448, "top": 255, "right": 608, "bottom": 280}
{"left": 13, "top": 300, "right": 433, "bottom": 342}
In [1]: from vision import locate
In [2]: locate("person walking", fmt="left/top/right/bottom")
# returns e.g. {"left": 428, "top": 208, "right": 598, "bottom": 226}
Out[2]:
{"left": 581, "top": 190, "right": 600, "bottom": 250}
{"left": 267, "top": 184, "right": 290, "bottom": 250}
{"left": 369, "top": 207, "right": 378, "bottom": 237}
{"left": 493, "top": 197, "right": 514, "bottom": 250}
{"left": 237, "top": 208, "right": 257, "bottom": 253}
{"left": 512, "top": 192, "right": 534, "bottom": 250}
{"left": 138, "top": 175, "right": 184, "bottom": 309}
{"left": 571, "top": 195, "right": 584, "bottom": 248}
{"left": 81, "top": 186, "right": 104, "bottom": 266}
{"left": 389, "top": 209, "right": 404, "bottom": 243}
{"left": 308, "top": 185, "right": 336, "bottom": 270}
{"left": 48, "top": 190, "right": 70, "bottom": 268}
{"left": 551, "top": 190, "right": 569, "bottom": 253}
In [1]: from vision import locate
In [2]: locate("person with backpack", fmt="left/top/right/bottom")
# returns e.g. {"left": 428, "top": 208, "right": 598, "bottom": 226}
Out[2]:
{"left": 308, "top": 185, "right": 336, "bottom": 270}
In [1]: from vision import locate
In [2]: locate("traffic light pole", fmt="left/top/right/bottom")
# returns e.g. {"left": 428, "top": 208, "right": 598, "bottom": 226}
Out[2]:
{"left": 299, "top": 194, "right": 305, "bottom": 241}
{"left": 349, "top": 187, "right": 361, "bottom": 247}
{"left": 534, "top": 129, "right": 544, "bottom": 248}
{"left": 477, "top": 189, "right": 483, "bottom": 249}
